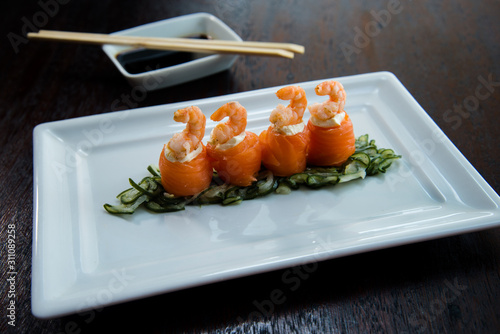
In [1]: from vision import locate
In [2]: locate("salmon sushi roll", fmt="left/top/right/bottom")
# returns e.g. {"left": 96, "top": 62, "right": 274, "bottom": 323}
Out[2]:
{"left": 259, "top": 85, "right": 310, "bottom": 176}
{"left": 159, "top": 106, "right": 213, "bottom": 197}
{"left": 207, "top": 102, "right": 261, "bottom": 186}
{"left": 307, "top": 81, "right": 355, "bottom": 166}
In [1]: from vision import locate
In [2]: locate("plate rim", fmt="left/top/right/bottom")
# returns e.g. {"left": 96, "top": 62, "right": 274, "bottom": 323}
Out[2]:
{"left": 31, "top": 71, "right": 500, "bottom": 318}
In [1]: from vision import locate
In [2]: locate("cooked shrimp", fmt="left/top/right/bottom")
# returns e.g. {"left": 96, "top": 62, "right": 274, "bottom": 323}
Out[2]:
{"left": 308, "top": 81, "right": 346, "bottom": 122}
{"left": 269, "top": 86, "right": 307, "bottom": 128}
{"left": 210, "top": 102, "right": 247, "bottom": 145}
{"left": 167, "top": 106, "right": 206, "bottom": 161}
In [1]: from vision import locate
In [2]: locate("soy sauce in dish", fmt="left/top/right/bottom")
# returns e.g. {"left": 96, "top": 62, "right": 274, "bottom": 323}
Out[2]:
{"left": 116, "top": 34, "right": 212, "bottom": 74}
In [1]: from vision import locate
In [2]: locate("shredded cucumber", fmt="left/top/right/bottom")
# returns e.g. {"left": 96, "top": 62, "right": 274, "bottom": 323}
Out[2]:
{"left": 103, "top": 135, "right": 401, "bottom": 214}
{"left": 104, "top": 194, "right": 149, "bottom": 214}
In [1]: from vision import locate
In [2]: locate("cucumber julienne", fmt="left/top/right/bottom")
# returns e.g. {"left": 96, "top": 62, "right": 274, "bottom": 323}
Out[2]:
{"left": 103, "top": 135, "right": 401, "bottom": 214}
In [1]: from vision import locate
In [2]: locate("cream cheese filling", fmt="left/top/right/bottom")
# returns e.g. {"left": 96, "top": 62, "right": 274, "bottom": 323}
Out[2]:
{"left": 164, "top": 143, "right": 203, "bottom": 163}
{"left": 310, "top": 111, "right": 346, "bottom": 128}
{"left": 209, "top": 130, "right": 246, "bottom": 150}
{"left": 272, "top": 121, "right": 306, "bottom": 135}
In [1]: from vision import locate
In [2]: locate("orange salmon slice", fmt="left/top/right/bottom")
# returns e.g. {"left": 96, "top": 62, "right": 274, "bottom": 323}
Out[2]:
{"left": 159, "top": 145, "right": 213, "bottom": 197}
{"left": 306, "top": 115, "right": 355, "bottom": 166}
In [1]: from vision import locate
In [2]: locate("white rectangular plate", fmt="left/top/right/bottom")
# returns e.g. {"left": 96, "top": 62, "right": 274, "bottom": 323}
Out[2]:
{"left": 32, "top": 72, "right": 500, "bottom": 318}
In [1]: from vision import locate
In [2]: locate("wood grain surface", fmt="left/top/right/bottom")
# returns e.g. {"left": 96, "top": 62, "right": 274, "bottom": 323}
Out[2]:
{"left": 1, "top": 0, "right": 499, "bottom": 333}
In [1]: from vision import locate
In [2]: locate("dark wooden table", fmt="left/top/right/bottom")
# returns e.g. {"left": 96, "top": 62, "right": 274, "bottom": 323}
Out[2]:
{"left": 2, "top": 0, "right": 499, "bottom": 333}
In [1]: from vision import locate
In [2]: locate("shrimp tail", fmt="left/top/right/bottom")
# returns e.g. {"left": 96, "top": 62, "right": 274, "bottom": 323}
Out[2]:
{"left": 271, "top": 86, "right": 307, "bottom": 126}
{"left": 210, "top": 102, "right": 247, "bottom": 145}
{"left": 314, "top": 81, "right": 346, "bottom": 111}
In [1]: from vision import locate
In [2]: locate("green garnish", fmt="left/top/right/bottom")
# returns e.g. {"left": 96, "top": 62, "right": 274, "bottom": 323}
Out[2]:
{"left": 104, "top": 135, "right": 401, "bottom": 215}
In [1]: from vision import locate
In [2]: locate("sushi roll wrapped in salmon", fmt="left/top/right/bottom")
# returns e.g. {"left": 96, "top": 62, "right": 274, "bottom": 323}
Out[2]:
{"left": 306, "top": 81, "right": 355, "bottom": 166}
{"left": 259, "top": 85, "right": 310, "bottom": 176}
{"left": 206, "top": 102, "right": 261, "bottom": 186}
{"left": 159, "top": 106, "right": 213, "bottom": 197}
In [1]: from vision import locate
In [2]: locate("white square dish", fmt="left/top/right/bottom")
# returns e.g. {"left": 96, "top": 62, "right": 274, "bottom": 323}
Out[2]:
{"left": 32, "top": 72, "right": 500, "bottom": 318}
{"left": 102, "top": 13, "right": 242, "bottom": 90}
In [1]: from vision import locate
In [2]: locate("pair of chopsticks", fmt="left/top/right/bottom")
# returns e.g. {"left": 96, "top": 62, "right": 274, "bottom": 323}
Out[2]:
{"left": 27, "top": 30, "right": 304, "bottom": 59}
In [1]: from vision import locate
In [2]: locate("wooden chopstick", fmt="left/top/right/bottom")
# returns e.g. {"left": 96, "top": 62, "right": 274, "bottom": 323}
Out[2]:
{"left": 27, "top": 30, "right": 304, "bottom": 59}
